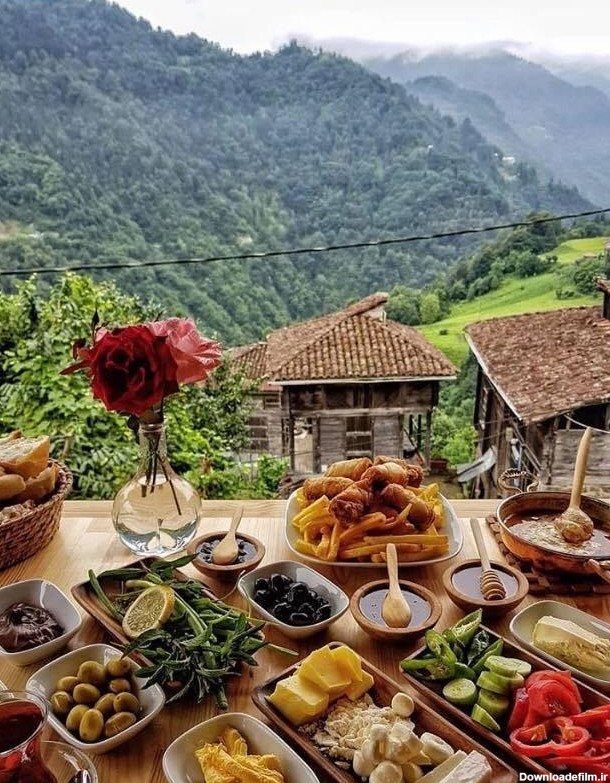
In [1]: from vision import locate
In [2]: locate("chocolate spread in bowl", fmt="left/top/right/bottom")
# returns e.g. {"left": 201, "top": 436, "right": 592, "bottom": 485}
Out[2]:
{"left": 0, "top": 603, "right": 64, "bottom": 652}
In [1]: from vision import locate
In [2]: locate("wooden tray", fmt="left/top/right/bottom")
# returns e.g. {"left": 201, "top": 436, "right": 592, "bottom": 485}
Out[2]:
{"left": 71, "top": 556, "right": 216, "bottom": 649}
{"left": 252, "top": 641, "right": 518, "bottom": 783}
{"left": 402, "top": 624, "right": 610, "bottom": 776}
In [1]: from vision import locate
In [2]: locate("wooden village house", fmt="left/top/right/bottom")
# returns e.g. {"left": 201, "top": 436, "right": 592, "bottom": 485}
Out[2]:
{"left": 465, "top": 279, "right": 610, "bottom": 497}
{"left": 230, "top": 294, "right": 456, "bottom": 472}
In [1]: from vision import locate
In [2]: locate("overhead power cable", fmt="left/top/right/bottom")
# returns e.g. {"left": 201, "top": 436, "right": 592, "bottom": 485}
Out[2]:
{"left": 1, "top": 206, "right": 609, "bottom": 278}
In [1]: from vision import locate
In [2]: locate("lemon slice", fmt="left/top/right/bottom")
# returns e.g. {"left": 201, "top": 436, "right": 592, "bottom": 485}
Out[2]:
{"left": 121, "top": 585, "right": 175, "bottom": 639}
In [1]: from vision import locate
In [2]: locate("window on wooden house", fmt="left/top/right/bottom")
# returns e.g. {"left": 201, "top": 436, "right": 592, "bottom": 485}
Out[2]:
{"left": 345, "top": 414, "right": 373, "bottom": 458}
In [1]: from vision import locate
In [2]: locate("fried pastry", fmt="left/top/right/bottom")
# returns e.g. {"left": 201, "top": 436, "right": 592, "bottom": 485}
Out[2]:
{"left": 362, "top": 461, "right": 410, "bottom": 487}
{"left": 373, "top": 456, "right": 423, "bottom": 487}
{"left": 329, "top": 479, "right": 374, "bottom": 524}
{"left": 324, "top": 457, "right": 372, "bottom": 481}
{"left": 379, "top": 483, "right": 436, "bottom": 530}
{"left": 303, "top": 476, "right": 354, "bottom": 502}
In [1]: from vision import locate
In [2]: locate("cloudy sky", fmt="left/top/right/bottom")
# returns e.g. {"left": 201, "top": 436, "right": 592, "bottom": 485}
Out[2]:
{"left": 118, "top": 0, "right": 610, "bottom": 57}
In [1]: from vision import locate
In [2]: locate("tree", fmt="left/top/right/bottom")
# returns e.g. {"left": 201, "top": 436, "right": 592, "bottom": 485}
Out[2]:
{"left": 419, "top": 292, "right": 441, "bottom": 324}
{"left": 386, "top": 286, "right": 420, "bottom": 325}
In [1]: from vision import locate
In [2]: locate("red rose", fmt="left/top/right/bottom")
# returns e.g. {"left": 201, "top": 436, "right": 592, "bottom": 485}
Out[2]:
{"left": 87, "top": 325, "right": 179, "bottom": 416}
{"left": 147, "top": 318, "right": 221, "bottom": 384}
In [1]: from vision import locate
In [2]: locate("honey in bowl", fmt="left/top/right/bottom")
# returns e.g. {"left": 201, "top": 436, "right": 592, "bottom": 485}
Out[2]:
{"left": 508, "top": 512, "right": 610, "bottom": 558}
{"left": 360, "top": 587, "right": 431, "bottom": 628}
{"left": 452, "top": 565, "right": 519, "bottom": 601}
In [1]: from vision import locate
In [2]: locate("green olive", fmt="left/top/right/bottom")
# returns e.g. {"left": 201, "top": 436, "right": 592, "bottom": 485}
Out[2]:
{"left": 113, "top": 692, "right": 140, "bottom": 714}
{"left": 72, "top": 683, "right": 102, "bottom": 704}
{"left": 108, "top": 678, "right": 131, "bottom": 694}
{"left": 94, "top": 693, "right": 116, "bottom": 717}
{"left": 65, "top": 704, "right": 89, "bottom": 733}
{"left": 50, "top": 691, "right": 73, "bottom": 716}
{"left": 79, "top": 708, "right": 104, "bottom": 743}
{"left": 77, "top": 661, "right": 106, "bottom": 687}
{"left": 104, "top": 711, "right": 137, "bottom": 738}
{"left": 105, "top": 657, "right": 131, "bottom": 678}
{"left": 56, "top": 676, "right": 79, "bottom": 694}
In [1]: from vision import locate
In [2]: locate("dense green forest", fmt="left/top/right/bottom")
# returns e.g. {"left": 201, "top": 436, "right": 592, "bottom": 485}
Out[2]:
{"left": 0, "top": 0, "right": 589, "bottom": 345}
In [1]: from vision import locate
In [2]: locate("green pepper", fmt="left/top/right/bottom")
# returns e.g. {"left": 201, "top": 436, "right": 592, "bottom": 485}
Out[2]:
{"left": 466, "top": 629, "right": 491, "bottom": 666}
{"left": 444, "top": 609, "right": 483, "bottom": 647}
{"left": 400, "top": 656, "right": 456, "bottom": 681}
{"left": 471, "top": 638, "right": 504, "bottom": 675}
{"left": 425, "top": 630, "right": 458, "bottom": 666}
{"left": 454, "top": 662, "right": 477, "bottom": 680}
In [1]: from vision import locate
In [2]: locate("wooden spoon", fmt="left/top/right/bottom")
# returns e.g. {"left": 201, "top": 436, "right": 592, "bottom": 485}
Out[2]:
{"left": 212, "top": 506, "right": 244, "bottom": 565}
{"left": 470, "top": 518, "right": 506, "bottom": 601}
{"left": 554, "top": 426, "right": 594, "bottom": 544}
{"left": 381, "top": 543, "right": 412, "bottom": 628}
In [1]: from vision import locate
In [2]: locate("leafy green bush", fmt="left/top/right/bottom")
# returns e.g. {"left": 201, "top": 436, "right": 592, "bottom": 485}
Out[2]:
{"left": 0, "top": 273, "right": 280, "bottom": 499}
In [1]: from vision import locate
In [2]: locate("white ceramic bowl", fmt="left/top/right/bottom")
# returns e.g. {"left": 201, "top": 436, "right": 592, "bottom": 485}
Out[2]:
{"left": 284, "top": 489, "right": 463, "bottom": 568}
{"left": 163, "top": 711, "right": 320, "bottom": 783}
{"left": 510, "top": 600, "right": 610, "bottom": 692}
{"left": 0, "top": 579, "right": 82, "bottom": 665}
{"left": 26, "top": 643, "right": 165, "bottom": 754}
{"left": 238, "top": 560, "right": 349, "bottom": 640}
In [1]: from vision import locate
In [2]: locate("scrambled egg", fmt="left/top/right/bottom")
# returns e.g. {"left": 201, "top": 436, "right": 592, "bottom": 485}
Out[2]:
{"left": 195, "top": 727, "right": 285, "bottom": 783}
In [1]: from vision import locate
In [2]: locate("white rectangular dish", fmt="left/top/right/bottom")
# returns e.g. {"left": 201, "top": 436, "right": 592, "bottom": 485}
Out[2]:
{"left": 284, "top": 489, "right": 463, "bottom": 568}
{"left": 163, "top": 711, "right": 320, "bottom": 783}
{"left": 0, "top": 579, "right": 82, "bottom": 665}
{"left": 26, "top": 643, "right": 165, "bottom": 754}
{"left": 510, "top": 599, "right": 610, "bottom": 691}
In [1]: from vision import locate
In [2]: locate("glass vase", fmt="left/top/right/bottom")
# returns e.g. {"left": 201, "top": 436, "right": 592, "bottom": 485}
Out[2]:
{"left": 112, "top": 421, "right": 201, "bottom": 556}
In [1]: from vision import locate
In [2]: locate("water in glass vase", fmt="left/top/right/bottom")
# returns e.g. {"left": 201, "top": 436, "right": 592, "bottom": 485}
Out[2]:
{"left": 112, "top": 422, "right": 201, "bottom": 555}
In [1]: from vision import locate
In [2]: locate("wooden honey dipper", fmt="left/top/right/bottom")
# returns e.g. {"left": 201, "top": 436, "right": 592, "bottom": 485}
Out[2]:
{"left": 470, "top": 517, "right": 506, "bottom": 601}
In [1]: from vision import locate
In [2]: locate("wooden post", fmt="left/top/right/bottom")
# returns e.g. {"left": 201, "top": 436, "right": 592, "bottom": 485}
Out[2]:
{"left": 417, "top": 414, "right": 422, "bottom": 452}
{"left": 424, "top": 409, "right": 432, "bottom": 467}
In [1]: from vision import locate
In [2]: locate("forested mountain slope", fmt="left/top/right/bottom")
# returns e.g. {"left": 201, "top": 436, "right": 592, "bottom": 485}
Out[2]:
{"left": 0, "top": 0, "right": 589, "bottom": 343}
{"left": 366, "top": 51, "right": 610, "bottom": 206}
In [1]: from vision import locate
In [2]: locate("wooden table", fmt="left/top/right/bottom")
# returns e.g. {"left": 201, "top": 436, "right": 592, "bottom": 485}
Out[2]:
{"left": 2, "top": 498, "right": 609, "bottom": 782}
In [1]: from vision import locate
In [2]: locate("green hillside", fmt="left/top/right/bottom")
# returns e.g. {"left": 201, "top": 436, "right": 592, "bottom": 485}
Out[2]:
{"left": 419, "top": 236, "right": 608, "bottom": 365}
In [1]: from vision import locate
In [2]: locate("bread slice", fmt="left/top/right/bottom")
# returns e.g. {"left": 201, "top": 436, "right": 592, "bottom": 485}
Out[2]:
{"left": 0, "top": 430, "right": 22, "bottom": 446}
{"left": 0, "top": 436, "right": 50, "bottom": 479}
{"left": 0, "top": 472, "right": 27, "bottom": 502}
{"left": 13, "top": 464, "right": 58, "bottom": 503}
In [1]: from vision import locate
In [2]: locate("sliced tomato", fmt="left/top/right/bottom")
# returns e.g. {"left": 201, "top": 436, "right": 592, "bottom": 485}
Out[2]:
{"left": 572, "top": 706, "right": 610, "bottom": 730}
{"left": 527, "top": 678, "right": 581, "bottom": 719}
{"left": 526, "top": 670, "right": 582, "bottom": 703}
{"left": 508, "top": 688, "right": 530, "bottom": 733}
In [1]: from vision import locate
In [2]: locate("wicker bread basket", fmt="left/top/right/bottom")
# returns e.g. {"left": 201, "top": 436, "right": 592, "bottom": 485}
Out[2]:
{"left": 0, "top": 460, "right": 73, "bottom": 570}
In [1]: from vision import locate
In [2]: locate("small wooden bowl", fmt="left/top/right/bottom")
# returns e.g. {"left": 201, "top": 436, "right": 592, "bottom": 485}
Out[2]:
{"left": 443, "top": 558, "right": 529, "bottom": 618}
{"left": 187, "top": 530, "right": 265, "bottom": 582}
{"left": 350, "top": 579, "right": 441, "bottom": 642}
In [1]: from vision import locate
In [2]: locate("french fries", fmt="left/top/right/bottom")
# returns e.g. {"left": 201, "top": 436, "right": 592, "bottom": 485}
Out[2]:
{"left": 291, "top": 464, "right": 447, "bottom": 563}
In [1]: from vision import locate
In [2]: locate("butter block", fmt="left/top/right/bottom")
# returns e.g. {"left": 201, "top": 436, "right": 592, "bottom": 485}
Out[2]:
{"left": 344, "top": 670, "right": 374, "bottom": 701}
{"left": 268, "top": 673, "right": 329, "bottom": 726}
{"left": 298, "top": 646, "right": 352, "bottom": 698}
{"left": 331, "top": 646, "right": 364, "bottom": 682}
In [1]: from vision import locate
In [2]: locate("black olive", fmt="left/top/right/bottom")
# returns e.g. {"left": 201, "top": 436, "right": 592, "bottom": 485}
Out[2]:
{"left": 290, "top": 582, "right": 309, "bottom": 602}
{"left": 300, "top": 602, "right": 315, "bottom": 618}
{"left": 270, "top": 574, "right": 288, "bottom": 595}
{"left": 254, "top": 578, "right": 269, "bottom": 593}
{"left": 317, "top": 602, "right": 332, "bottom": 620}
{"left": 273, "top": 602, "right": 291, "bottom": 621}
{"left": 253, "top": 589, "right": 272, "bottom": 606}
{"left": 289, "top": 612, "right": 310, "bottom": 626}
{"left": 306, "top": 588, "right": 321, "bottom": 604}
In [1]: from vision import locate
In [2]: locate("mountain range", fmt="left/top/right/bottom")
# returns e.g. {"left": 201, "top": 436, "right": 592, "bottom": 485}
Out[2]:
{"left": 0, "top": 0, "right": 589, "bottom": 345}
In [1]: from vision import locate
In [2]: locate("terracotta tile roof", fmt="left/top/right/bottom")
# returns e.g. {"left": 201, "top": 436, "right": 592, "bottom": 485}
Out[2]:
{"left": 231, "top": 294, "right": 456, "bottom": 383}
{"left": 229, "top": 342, "right": 268, "bottom": 380}
{"left": 466, "top": 306, "right": 610, "bottom": 423}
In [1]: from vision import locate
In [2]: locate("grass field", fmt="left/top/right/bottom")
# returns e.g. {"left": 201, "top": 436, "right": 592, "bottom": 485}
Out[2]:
{"left": 419, "top": 236, "right": 608, "bottom": 366}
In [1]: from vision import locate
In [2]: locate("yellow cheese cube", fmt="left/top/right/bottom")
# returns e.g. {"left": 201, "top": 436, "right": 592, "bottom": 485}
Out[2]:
{"left": 331, "top": 646, "right": 364, "bottom": 683}
{"left": 298, "top": 646, "right": 352, "bottom": 698}
{"left": 267, "top": 674, "right": 329, "bottom": 726}
{"left": 344, "top": 670, "right": 374, "bottom": 701}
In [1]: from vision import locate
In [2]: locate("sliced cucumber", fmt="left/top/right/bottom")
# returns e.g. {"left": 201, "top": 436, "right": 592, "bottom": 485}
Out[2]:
{"left": 477, "top": 688, "right": 510, "bottom": 718}
{"left": 471, "top": 703, "right": 501, "bottom": 732}
{"left": 511, "top": 673, "right": 525, "bottom": 690}
{"left": 442, "top": 678, "right": 478, "bottom": 707}
{"left": 476, "top": 671, "right": 512, "bottom": 695}
{"left": 485, "top": 655, "right": 532, "bottom": 677}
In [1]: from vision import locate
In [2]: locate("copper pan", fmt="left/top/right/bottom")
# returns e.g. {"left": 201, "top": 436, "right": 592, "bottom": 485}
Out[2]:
{"left": 496, "top": 472, "right": 610, "bottom": 578}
